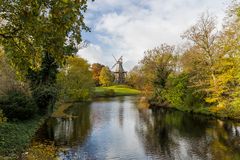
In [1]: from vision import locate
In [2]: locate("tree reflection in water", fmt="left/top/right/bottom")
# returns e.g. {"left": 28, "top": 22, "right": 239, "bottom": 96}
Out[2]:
{"left": 36, "top": 97, "right": 240, "bottom": 160}
{"left": 40, "top": 103, "right": 92, "bottom": 147}
{"left": 136, "top": 107, "right": 240, "bottom": 160}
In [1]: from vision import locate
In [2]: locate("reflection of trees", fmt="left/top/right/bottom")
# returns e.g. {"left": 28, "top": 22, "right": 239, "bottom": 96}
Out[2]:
{"left": 136, "top": 108, "right": 240, "bottom": 159}
{"left": 135, "top": 108, "right": 177, "bottom": 159}
{"left": 118, "top": 96, "right": 125, "bottom": 128}
{"left": 46, "top": 103, "right": 92, "bottom": 146}
{"left": 118, "top": 103, "right": 124, "bottom": 128}
{"left": 208, "top": 121, "right": 240, "bottom": 160}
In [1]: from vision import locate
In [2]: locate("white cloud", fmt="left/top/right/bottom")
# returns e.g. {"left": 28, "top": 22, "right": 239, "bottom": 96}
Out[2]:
{"left": 77, "top": 43, "right": 117, "bottom": 68}
{"left": 82, "top": 0, "right": 228, "bottom": 71}
{"left": 77, "top": 44, "right": 103, "bottom": 64}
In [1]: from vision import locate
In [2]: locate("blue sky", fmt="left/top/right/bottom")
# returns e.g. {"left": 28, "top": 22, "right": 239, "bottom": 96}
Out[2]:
{"left": 78, "top": 0, "right": 228, "bottom": 71}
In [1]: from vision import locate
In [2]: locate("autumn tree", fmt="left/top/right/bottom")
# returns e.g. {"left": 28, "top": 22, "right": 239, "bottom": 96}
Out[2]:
{"left": 99, "top": 67, "right": 114, "bottom": 87}
{"left": 140, "top": 44, "right": 176, "bottom": 101}
{"left": 205, "top": 6, "right": 240, "bottom": 110}
{"left": 126, "top": 66, "right": 144, "bottom": 89}
{"left": 136, "top": 6, "right": 240, "bottom": 117}
{"left": 182, "top": 13, "right": 219, "bottom": 92}
{"left": 91, "top": 63, "right": 105, "bottom": 86}
{"left": 57, "top": 56, "right": 94, "bottom": 101}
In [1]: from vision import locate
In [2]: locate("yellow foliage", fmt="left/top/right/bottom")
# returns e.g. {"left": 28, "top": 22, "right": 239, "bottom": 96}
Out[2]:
{"left": 26, "top": 141, "right": 57, "bottom": 160}
{"left": 0, "top": 109, "right": 7, "bottom": 124}
{"left": 99, "top": 67, "right": 114, "bottom": 87}
{"left": 209, "top": 103, "right": 226, "bottom": 113}
{"left": 57, "top": 56, "right": 94, "bottom": 101}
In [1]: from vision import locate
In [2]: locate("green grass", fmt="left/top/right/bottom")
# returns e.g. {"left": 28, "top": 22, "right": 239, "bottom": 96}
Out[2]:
{"left": 0, "top": 116, "right": 46, "bottom": 159}
{"left": 94, "top": 85, "right": 141, "bottom": 97}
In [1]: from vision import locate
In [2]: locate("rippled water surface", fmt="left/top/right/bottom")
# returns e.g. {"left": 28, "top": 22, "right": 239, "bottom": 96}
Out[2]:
{"left": 40, "top": 96, "right": 240, "bottom": 160}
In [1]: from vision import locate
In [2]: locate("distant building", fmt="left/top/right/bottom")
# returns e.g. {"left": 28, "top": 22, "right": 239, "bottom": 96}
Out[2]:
{"left": 111, "top": 56, "right": 127, "bottom": 84}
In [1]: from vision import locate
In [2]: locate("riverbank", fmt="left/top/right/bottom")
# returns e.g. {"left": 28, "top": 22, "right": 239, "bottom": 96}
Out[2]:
{"left": 0, "top": 116, "right": 47, "bottom": 159}
{"left": 150, "top": 101, "right": 240, "bottom": 121}
{"left": 94, "top": 85, "right": 141, "bottom": 97}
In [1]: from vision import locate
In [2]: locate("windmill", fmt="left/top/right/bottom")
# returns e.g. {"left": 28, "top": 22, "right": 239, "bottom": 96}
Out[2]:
{"left": 111, "top": 55, "right": 127, "bottom": 84}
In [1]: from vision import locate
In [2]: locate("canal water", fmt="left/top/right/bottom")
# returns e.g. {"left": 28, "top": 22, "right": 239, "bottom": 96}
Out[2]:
{"left": 39, "top": 96, "right": 240, "bottom": 160}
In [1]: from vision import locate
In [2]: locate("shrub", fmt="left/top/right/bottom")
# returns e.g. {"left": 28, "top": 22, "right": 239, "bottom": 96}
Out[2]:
{"left": 32, "top": 85, "right": 58, "bottom": 115}
{"left": 104, "top": 89, "right": 115, "bottom": 97}
{"left": 0, "top": 91, "right": 37, "bottom": 120}
{"left": 0, "top": 109, "right": 7, "bottom": 124}
{"left": 0, "top": 116, "right": 46, "bottom": 157}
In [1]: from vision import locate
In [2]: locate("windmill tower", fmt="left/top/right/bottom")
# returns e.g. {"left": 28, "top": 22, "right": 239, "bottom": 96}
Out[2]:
{"left": 111, "top": 55, "right": 127, "bottom": 84}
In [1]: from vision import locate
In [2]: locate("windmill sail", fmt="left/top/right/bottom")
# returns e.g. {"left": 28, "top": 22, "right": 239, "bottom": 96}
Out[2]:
{"left": 112, "top": 55, "right": 127, "bottom": 84}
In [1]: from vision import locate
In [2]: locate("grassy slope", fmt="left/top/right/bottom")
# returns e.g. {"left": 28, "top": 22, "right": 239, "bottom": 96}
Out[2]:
{"left": 0, "top": 116, "right": 46, "bottom": 159}
{"left": 94, "top": 85, "right": 141, "bottom": 97}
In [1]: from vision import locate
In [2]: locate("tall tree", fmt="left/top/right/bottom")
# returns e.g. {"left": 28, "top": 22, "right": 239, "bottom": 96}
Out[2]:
{"left": 0, "top": 0, "right": 91, "bottom": 112}
{"left": 140, "top": 44, "right": 176, "bottom": 100}
{"left": 0, "top": 0, "right": 90, "bottom": 80}
{"left": 182, "top": 13, "right": 219, "bottom": 90}
{"left": 206, "top": 6, "right": 240, "bottom": 109}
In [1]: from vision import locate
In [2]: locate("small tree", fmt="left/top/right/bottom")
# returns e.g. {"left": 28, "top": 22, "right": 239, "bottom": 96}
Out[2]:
{"left": 57, "top": 56, "right": 94, "bottom": 101}
{"left": 126, "top": 66, "right": 144, "bottom": 89}
{"left": 99, "top": 67, "right": 114, "bottom": 86}
{"left": 91, "top": 63, "right": 105, "bottom": 86}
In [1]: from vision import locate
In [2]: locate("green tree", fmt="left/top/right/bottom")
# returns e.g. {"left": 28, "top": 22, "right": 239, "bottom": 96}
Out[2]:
{"left": 99, "top": 67, "right": 114, "bottom": 87}
{"left": 57, "top": 56, "right": 94, "bottom": 101}
{"left": 140, "top": 44, "right": 176, "bottom": 102}
{"left": 0, "top": 0, "right": 91, "bottom": 112}
{"left": 126, "top": 66, "right": 144, "bottom": 89}
{"left": 164, "top": 73, "right": 205, "bottom": 109}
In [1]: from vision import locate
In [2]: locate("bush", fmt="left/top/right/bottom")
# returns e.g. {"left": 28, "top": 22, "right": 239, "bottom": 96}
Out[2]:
{"left": 32, "top": 85, "right": 58, "bottom": 114}
{"left": 0, "top": 116, "right": 46, "bottom": 157}
{"left": 0, "top": 109, "right": 7, "bottom": 124}
{"left": 0, "top": 91, "right": 37, "bottom": 120}
{"left": 104, "top": 89, "right": 115, "bottom": 97}
{"left": 162, "top": 73, "right": 206, "bottom": 109}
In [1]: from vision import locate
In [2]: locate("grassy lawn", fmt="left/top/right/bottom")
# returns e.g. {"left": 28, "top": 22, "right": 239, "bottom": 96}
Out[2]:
{"left": 0, "top": 116, "right": 46, "bottom": 159}
{"left": 94, "top": 85, "right": 141, "bottom": 97}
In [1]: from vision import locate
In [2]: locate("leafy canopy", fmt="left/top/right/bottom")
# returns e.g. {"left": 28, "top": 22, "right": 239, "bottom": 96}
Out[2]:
{"left": 57, "top": 56, "right": 94, "bottom": 101}
{"left": 0, "top": 0, "right": 90, "bottom": 77}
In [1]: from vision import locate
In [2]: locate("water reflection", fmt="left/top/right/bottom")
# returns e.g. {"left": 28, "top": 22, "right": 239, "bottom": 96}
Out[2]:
{"left": 39, "top": 103, "right": 92, "bottom": 147}
{"left": 136, "top": 108, "right": 240, "bottom": 160}
{"left": 38, "top": 96, "right": 240, "bottom": 160}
